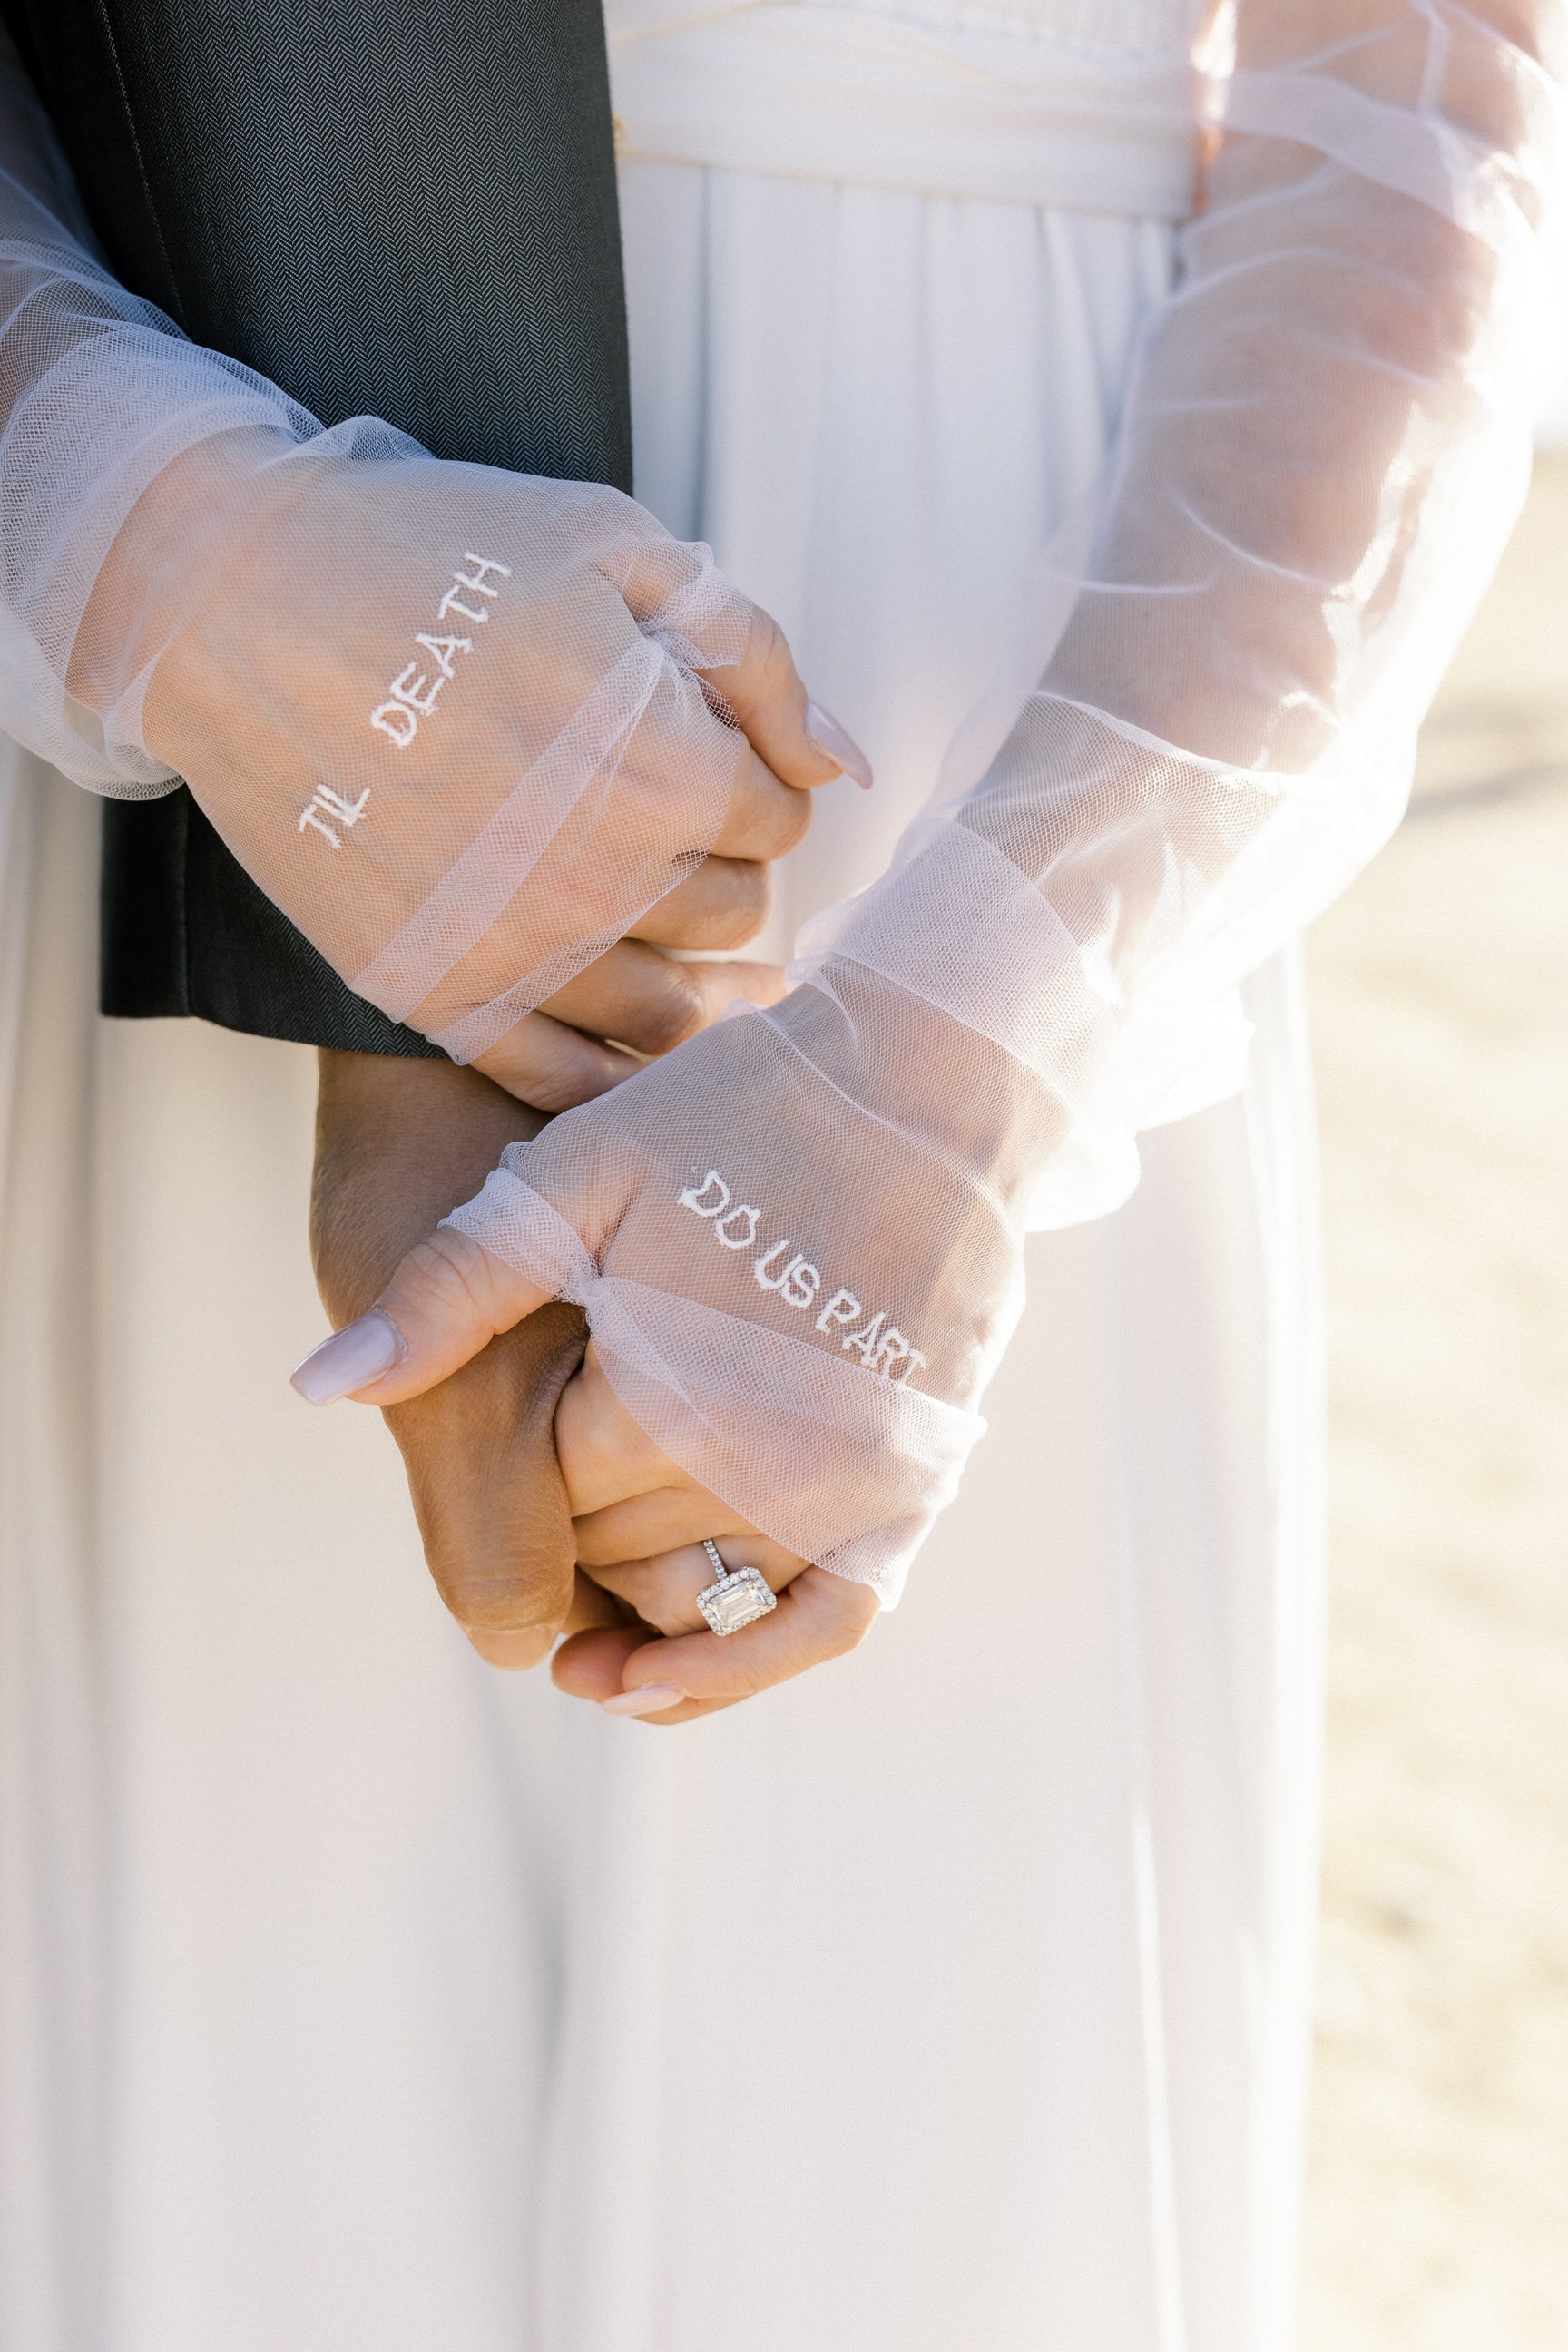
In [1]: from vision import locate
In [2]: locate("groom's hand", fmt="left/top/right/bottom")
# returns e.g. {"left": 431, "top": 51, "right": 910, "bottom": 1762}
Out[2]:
{"left": 309, "top": 1048, "right": 616, "bottom": 1667}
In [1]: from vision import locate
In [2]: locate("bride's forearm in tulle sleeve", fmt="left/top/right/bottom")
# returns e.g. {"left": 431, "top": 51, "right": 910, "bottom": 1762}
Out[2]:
{"left": 797, "top": 0, "right": 1567, "bottom": 1228}
{"left": 0, "top": 29, "right": 315, "bottom": 791}
{"left": 1049, "top": 0, "right": 1558, "bottom": 768}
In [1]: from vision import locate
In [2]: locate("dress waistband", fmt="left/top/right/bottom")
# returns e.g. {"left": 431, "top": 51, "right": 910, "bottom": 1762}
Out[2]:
{"left": 609, "top": 4, "right": 1201, "bottom": 217}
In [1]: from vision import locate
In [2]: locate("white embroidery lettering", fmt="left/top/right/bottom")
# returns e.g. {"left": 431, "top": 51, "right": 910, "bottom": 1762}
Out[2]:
{"left": 314, "top": 785, "right": 370, "bottom": 827}
{"left": 436, "top": 590, "right": 490, "bottom": 625}
{"left": 754, "top": 1243, "right": 820, "bottom": 1308}
{"left": 389, "top": 660, "right": 446, "bottom": 717}
{"left": 456, "top": 554, "right": 512, "bottom": 594}
{"left": 684, "top": 1171, "right": 923, "bottom": 1385}
{"left": 354, "top": 554, "right": 511, "bottom": 800}
{"left": 298, "top": 807, "right": 341, "bottom": 847}
{"left": 753, "top": 1239, "right": 794, "bottom": 1290}
{"left": 781, "top": 1257, "right": 820, "bottom": 1309}
{"left": 370, "top": 700, "right": 418, "bottom": 748}
{"left": 680, "top": 1171, "right": 730, "bottom": 1217}
{"left": 415, "top": 632, "right": 471, "bottom": 679}
{"left": 842, "top": 1312, "right": 886, "bottom": 1365}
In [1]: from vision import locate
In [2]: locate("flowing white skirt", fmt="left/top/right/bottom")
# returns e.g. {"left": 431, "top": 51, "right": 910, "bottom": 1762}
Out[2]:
{"left": 0, "top": 161, "right": 1324, "bottom": 2352}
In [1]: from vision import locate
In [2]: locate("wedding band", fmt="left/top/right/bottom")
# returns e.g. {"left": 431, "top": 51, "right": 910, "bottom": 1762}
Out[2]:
{"left": 696, "top": 1538, "right": 778, "bottom": 1637}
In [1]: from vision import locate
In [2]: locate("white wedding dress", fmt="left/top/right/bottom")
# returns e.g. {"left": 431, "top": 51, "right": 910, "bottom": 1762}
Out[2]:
{"left": 0, "top": 4, "right": 1325, "bottom": 2346}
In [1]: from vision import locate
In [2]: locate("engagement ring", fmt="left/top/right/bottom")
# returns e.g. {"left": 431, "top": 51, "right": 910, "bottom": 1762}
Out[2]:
{"left": 696, "top": 1540, "right": 778, "bottom": 1636}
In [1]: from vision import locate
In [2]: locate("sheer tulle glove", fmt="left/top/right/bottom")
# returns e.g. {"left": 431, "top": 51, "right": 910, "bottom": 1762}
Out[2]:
{"left": 295, "top": 958, "right": 1025, "bottom": 1602}
{"left": 293, "top": 0, "right": 1566, "bottom": 1609}
{"left": 0, "top": 43, "right": 858, "bottom": 1093}
{"left": 92, "top": 433, "right": 850, "bottom": 1067}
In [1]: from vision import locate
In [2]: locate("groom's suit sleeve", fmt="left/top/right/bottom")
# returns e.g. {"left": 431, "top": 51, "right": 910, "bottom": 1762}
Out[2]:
{"left": 1, "top": 0, "right": 632, "bottom": 1055}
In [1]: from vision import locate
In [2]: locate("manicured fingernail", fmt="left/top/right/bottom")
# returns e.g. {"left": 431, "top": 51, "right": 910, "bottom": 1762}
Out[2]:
{"left": 805, "top": 699, "right": 873, "bottom": 789}
{"left": 290, "top": 1310, "right": 403, "bottom": 1404}
{"left": 602, "top": 1682, "right": 684, "bottom": 1717}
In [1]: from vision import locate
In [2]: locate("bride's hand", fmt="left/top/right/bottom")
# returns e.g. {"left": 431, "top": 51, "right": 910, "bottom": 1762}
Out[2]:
{"left": 80, "top": 431, "right": 861, "bottom": 1097}
{"left": 289, "top": 974, "right": 1006, "bottom": 1617}
{"left": 550, "top": 1347, "right": 876, "bottom": 1720}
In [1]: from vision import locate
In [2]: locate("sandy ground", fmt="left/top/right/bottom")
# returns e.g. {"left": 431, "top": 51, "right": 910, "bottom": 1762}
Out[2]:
{"left": 1298, "top": 460, "right": 1568, "bottom": 2347}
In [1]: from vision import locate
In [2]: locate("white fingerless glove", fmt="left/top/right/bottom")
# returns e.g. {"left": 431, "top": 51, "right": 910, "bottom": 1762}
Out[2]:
{"left": 0, "top": 29, "right": 755, "bottom": 1061}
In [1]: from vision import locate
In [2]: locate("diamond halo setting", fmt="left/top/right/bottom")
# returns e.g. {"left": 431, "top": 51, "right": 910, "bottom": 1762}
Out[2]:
{"left": 696, "top": 1539, "right": 778, "bottom": 1636}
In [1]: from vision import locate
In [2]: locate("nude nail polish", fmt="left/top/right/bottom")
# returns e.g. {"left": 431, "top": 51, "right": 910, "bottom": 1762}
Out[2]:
{"left": 805, "top": 698, "right": 874, "bottom": 789}
{"left": 290, "top": 1310, "right": 403, "bottom": 1404}
{"left": 602, "top": 1682, "right": 684, "bottom": 1717}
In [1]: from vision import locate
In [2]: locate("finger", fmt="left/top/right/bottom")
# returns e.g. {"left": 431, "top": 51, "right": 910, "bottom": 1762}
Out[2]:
{"left": 538, "top": 943, "right": 786, "bottom": 1061}
{"left": 554, "top": 1345, "right": 702, "bottom": 1519}
{"left": 627, "top": 856, "right": 770, "bottom": 952}
{"left": 573, "top": 1488, "right": 750, "bottom": 1570}
{"left": 554, "top": 1569, "right": 877, "bottom": 1722}
{"left": 291, "top": 1224, "right": 549, "bottom": 1408}
{"left": 612, "top": 551, "right": 867, "bottom": 796}
{"left": 701, "top": 603, "right": 874, "bottom": 794}
{"left": 385, "top": 1300, "right": 588, "bottom": 1659}
{"left": 583, "top": 1536, "right": 811, "bottom": 1639}
{"left": 468, "top": 1010, "right": 642, "bottom": 1111}
{"left": 564, "top": 1569, "right": 632, "bottom": 1634}
{"left": 469, "top": 1566, "right": 626, "bottom": 1671}
{"left": 709, "top": 739, "right": 818, "bottom": 864}
{"left": 553, "top": 1623, "right": 669, "bottom": 1707}
{"left": 309, "top": 1052, "right": 586, "bottom": 1659}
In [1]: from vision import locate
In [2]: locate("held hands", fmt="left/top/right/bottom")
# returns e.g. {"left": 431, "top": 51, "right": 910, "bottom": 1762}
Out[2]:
{"left": 281, "top": 495, "right": 881, "bottom": 1684}
{"left": 196, "top": 422, "right": 905, "bottom": 1696}
{"left": 551, "top": 1348, "right": 877, "bottom": 1720}
{"left": 309, "top": 1056, "right": 876, "bottom": 1711}
{"left": 294, "top": 967, "right": 1014, "bottom": 1632}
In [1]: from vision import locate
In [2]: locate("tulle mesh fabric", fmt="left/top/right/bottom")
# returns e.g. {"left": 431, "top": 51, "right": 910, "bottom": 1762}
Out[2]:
{"left": 2, "top": 5, "right": 1560, "bottom": 1602}
{"left": 0, "top": 33, "right": 755, "bottom": 1063}
{"left": 439, "top": 1, "right": 1566, "bottom": 1601}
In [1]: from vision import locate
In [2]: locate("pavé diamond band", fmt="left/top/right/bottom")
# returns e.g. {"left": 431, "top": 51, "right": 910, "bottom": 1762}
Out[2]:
{"left": 696, "top": 1539, "right": 778, "bottom": 1637}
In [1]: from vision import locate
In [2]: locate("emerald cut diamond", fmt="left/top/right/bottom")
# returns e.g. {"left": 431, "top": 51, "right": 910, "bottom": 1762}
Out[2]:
{"left": 697, "top": 1560, "right": 777, "bottom": 1636}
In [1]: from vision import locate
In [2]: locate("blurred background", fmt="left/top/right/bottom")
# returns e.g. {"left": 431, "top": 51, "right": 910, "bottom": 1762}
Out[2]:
{"left": 1298, "top": 454, "right": 1568, "bottom": 2347}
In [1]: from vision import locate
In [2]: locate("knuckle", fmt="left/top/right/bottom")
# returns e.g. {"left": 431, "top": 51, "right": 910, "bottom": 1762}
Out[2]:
{"left": 397, "top": 1229, "right": 484, "bottom": 1317}
{"left": 700, "top": 860, "right": 770, "bottom": 950}
{"left": 829, "top": 1606, "right": 876, "bottom": 1658}
{"left": 394, "top": 1227, "right": 511, "bottom": 1344}
{"left": 524, "top": 1067, "right": 603, "bottom": 1113}
{"left": 734, "top": 857, "right": 772, "bottom": 916}
{"left": 491, "top": 1024, "right": 612, "bottom": 1113}
{"left": 737, "top": 603, "right": 790, "bottom": 699}
{"left": 769, "top": 785, "right": 813, "bottom": 858}
{"left": 702, "top": 599, "right": 763, "bottom": 694}
{"left": 636, "top": 966, "right": 709, "bottom": 1055}
{"left": 803, "top": 1573, "right": 877, "bottom": 1658}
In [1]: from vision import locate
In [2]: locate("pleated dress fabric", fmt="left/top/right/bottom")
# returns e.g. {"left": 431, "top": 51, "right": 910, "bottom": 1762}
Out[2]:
{"left": 0, "top": 3, "right": 1327, "bottom": 2346}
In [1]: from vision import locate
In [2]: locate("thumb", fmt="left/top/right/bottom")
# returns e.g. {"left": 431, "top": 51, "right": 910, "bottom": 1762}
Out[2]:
{"left": 291, "top": 1224, "right": 552, "bottom": 1406}
{"left": 705, "top": 601, "right": 873, "bottom": 794}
